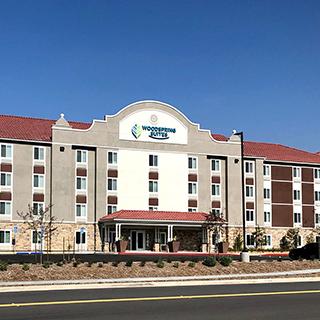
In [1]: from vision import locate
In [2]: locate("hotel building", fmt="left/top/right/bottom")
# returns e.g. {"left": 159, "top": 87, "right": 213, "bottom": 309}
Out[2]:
{"left": 0, "top": 100, "right": 320, "bottom": 252}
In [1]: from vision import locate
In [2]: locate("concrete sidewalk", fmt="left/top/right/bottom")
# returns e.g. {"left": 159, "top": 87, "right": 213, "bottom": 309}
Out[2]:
{"left": 1, "top": 268, "right": 320, "bottom": 292}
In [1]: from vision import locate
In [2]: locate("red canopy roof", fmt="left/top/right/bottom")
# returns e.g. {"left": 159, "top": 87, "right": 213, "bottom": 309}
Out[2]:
{"left": 99, "top": 210, "right": 209, "bottom": 223}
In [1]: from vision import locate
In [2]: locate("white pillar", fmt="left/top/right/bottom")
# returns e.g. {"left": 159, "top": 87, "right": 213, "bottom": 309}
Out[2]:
{"left": 115, "top": 224, "right": 121, "bottom": 241}
{"left": 167, "top": 225, "right": 173, "bottom": 241}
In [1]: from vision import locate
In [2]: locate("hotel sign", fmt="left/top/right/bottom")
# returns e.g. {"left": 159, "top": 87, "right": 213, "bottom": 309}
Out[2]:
{"left": 119, "top": 110, "right": 187, "bottom": 144}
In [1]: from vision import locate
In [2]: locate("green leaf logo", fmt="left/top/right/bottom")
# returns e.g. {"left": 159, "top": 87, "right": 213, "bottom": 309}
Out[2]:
{"left": 131, "top": 124, "right": 142, "bottom": 139}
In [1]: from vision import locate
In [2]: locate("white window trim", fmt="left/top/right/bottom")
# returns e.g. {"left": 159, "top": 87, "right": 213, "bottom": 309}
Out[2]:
{"left": 32, "top": 202, "right": 44, "bottom": 215}
{"left": 33, "top": 174, "right": 45, "bottom": 192}
{"left": 245, "top": 209, "right": 255, "bottom": 225}
{"left": 264, "top": 234, "right": 272, "bottom": 248}
{"left": 263, "top": 210, "right": 272, "bottom": 227}
{"left": 245, "top": 233, "right": 255, "bottom": 248}
{"left": 107, "top": 205, "right": 117, "bottom": 214}
{"left": 211, "top": 183, "right": 221, "bottom": 198}
{"left": 75, "top": 150, "right": 88, "bottom": 167}
{"left": 245, "top": 185, "right": 255, "bottom": 199}
{"left": 107, "top": 151, "right": 118, "bottom": 166}
{"left": 149, "top": 180, "right": 158, "bottom": 194}
{"left": 149, "top": 154, "right": 159, "bottom": 168}
{"left": 0, "top": 144, "right": 13, "bottom": 163}
{"left": 149, "top": 206, "right": 158, "bottom": 211}
{"left": 245, "top": 161, "right": 255, "bottom": 175}
{"left": 293, "top": 189, "right": 302, "bottom": 203}
{"left": 76, "top": 176, "right": 87, "bottom": 195}
{"left": 293, "top": 211, "right": 302, "bottom": 227}
{"left": 107, "top": 178, "right": 118, "bottom": 193}
{"left": 188, "top": 156, "right": 198, "bottom": 171}
{"left": 263, "top": 164, "right": 271, "bottom": 179}
{"left": 75, "top": 229, "right": 87, "bottom": 251}
{"left": 0, "top": 229, "right": 12, "bottom": 246}
{"left": 188, "top": 182, "right": 198, "bottom": 196}
{"left": 211, "top": 159, "right": 221, "bottom": 173}
{"left": 33, "top": 146, "right": 46, "bottom": 163}
{"left": 0, "top": 201, "right": 12, "bottom": 219}
{"left": 0, "top": 172, "right": 12, "bottom": 192}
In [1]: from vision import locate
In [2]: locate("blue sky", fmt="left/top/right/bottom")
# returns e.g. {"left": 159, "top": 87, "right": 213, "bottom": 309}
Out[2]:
{"left": 0, "top": 0, "right": 319, "bottom": 151}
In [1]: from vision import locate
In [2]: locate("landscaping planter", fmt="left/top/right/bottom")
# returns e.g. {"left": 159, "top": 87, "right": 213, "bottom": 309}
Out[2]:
{"left": 116, "top": 240, "right": 128, "bottom": 252}
{"left": 218, "top": 242, "right": 229, "bottom": 253}
{"left": 168, "top": 241, "right": 180, "bottom": 252}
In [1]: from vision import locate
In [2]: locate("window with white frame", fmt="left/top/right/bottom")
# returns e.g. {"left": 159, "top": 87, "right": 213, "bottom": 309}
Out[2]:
{"left": 107, "top": 178, "right": 117, "bottom": 191}
{"left": 264, "top": 188, "right": 271, "bottom": 200}
{"left": 245, "top": 185, "right": 254, "bottom": 198}
{"left": 297, "top": 235, "right": 302, "bottom": 247}
{"left": 33, "top": 174, "right": 44, "bottom": 189}
{"left": 264, "top": 235, "right": 272, "bottom": 247}
{"left": 76, "top": 204, "right": 87, "bottom": 218}
{"left": 245, "top": 161, "right": 254, "bottom": 174}
{"left": 263, "top": 165, "right": 270, "bottom": 177}
{"left": 149, "top": 154, "right": 158, "bottom": 167}
{"left": 76, "top": 150, "right": 87, "bottom": 164}
{"left": 107, "top": 205, "right": 117, "bottom": 214}
{"left": 0, "top": 173, "right": 11, "bottom": 187}
{"left": 211, "top": 184, "right": 220, "bottom": 196}
{"left": 246, "top": 210, "right": 254, "bottom": 222}
{"left": 294, "top": 211, "right": 302, "bottom": 224}
{"left": 315, "top": 169, "right": 320, "bottom": 180}
{"left": 32, "top": 230, "right": 42, "bottom": 244}
{"left": 212, "top": 209, "right": 221, "bottom": 217}
{"left": 264, "top": 211, "right": 271, "bottom": 224}
{"left": 0, "top": 144, "right": 12, "bottom": 159}
{"left": 293, "top": 190, "right": 301, "bottom": 201}
{"left": 33, "top": 202, "right": 44, "bottom": 215}
{"left": 76, "top": 177, "right": 87, "bottom": 191}
{"left": 188, "top": 157, "right": 197, "bottom": 170}
{"left": 108, "top": 151, "right": 117, "bottom": 165}
{"left": 34, "top": 147, "right": 45, "bottom": 161}
{"left": 315, "top": 191, "right": 320, "bottom": 202}
{"left": 293, "top": 167, "right": 301, "bottom": 179}
{"left": 0, "top": 202, "right": 11, "bottom": 216}
{"left": 188, "top": 182, "right": 197, "bottom": 195}
{"left": 316, "top": 212, "right": 320, "bottom": 225}
{"left": 188, "top": 208, "right": 197, "bottom": 212}
{"left": 246, "top": 234, "right": 255, "bottom": 247}
{"left": 0, "top": 230, "right": 10, "bottom": 244}
{"left": 76, "top": 231, "right": 86, "bottom": 244}
{"left": 211, "top": 159, "right": 220, "bottom": 172}
{"left": 149, "top": 206, "right": 158, "bottom": 211}
{"left": 149, "top": 180, "right": 158, "bottom": 193}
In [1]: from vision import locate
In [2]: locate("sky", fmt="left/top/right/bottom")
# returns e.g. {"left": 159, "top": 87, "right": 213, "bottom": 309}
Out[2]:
{"left": 0, "top": 0, "right": 319, "bottom": 151}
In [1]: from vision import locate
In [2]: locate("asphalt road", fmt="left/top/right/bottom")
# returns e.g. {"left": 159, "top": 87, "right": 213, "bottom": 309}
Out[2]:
{"left": 1, "top": 281, "right": 320, "bottom": 320}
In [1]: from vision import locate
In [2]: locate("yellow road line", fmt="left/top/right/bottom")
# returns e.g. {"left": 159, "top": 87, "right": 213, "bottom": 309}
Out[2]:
{"left": 1, "top": 289, "right": 320, "bottom": 308}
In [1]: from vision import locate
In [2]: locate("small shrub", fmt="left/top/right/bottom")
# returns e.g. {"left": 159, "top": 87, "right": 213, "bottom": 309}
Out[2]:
{"left": 97, "top": 262, "right": 103, "bottom": 268}
{"left": 140, "top": 261, "right": 146, "bottom": 267}
{"left": 166, "top": 258, "right": 172, "bottom": 263}
{"left": 56, "top": 261, "right": 64, "bottom": 267}
{"left": 72, "top": 261, "right": 79, "bottom": 267}
{"left": 125, "top": 260, "right": 133, "bottom": 267}
{"left": 219, "top": 256, "right": 233, "bottom": 267}
{"left": 156, "top": 259, "right": 165, "bottom": 268}
{"left": 86, "top": 262, "right": 93, "bottom": 267}
{"left": 112, "top": 261, "right": 119, "bottom": 267}
{"left": 188, "top": 261, "right": 196, "bottom": 268}
{"left": 202, "top": 256, "right": 216, "bottom": 267}
{"left": 173, "top": 262, "right": 179, "bottom": 268}
{"left": 42, "top": 261, "right": 51, "bottom": 269}
{"left": 22, "top": 263, "right": 30, "bottom": 271}
{"left": 0, "top": 261, "right": 8, "bottom": 271}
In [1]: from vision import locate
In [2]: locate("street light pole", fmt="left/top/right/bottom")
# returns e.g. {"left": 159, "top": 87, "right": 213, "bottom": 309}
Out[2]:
{"left": 234, "top": 131, "right": 248, "bottom": 256}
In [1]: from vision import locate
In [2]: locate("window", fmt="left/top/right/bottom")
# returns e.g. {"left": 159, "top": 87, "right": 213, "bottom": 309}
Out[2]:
{"left": 264, "top": 211, "right": 271, "bottom": 223}
{"left": 107, "top": 205, "right": 117, "bottom": 214}
{"left": 188, "top": 157, "right": 197, "bottom": 169}
{"left": 316, "top": 212, "right": 320, "bottom": 225}
{"left": 293, "top": 167, "right": 301, "bottom": 179}
{"left": 297, "top": 235, "right": 302, "bottom": 247}
{"left": 149, "top": 180, "right": 158, "bottom": 193}
{"left": 107, "top": 178, "right": 117, "bottom": 191}
{"left": 211, "top": 184, "right": 220, "bottom": 196}
{"left": 188, "top": 182, "right": 197, "bottom": 195}
{"left": 0, "top": 230, "right": 10, "bottom": 244}
{"left": 32, "top": 230, "right": 41, "bottom": 244}
{"left": 263, "top": 165, "right": 270, "bottom": 177}
{"left": 33, "top": 174, "right": 44, "bottom": 189}
{"left": 149, "top": 154, "right": 158, "bottom": 167}
{"left": 264, "top": 235, "right": 272, "bottom": 247}
{"left": 294, "top": 212, "right": 302, "bottom": 224}
{"left": 246, "top": 234, "right": 255, "bottom": 247}
{"left": 245, "top": 186, "right": 254, "bottom": 198}
{"left": 76, "top": 204, "right": 87, "bottom": 218}
{"left": 76, "top": 150, "right": 87, "bottom": 164}
{"left": 34, "top": 147, "right": 45, "bottom": 161}
{"left": 76, "top": 177, "right": 87, "bottom": 191}
{"left": 188, "top": 208, "right": 197, "bottom": 212}
{"left": 0, "top": 173, "right": 11, "bottom": 187}
{"left": 76, "top": 231, "right": 86, "bottom": 244}
{"left": 293, "top": 190, "right": 301, "bottom": 201}
{"left": 315, "top": 191, "right": 320, "bottom": 202}
{"left": 108, "top": 151, "right": 118, "bottom": 165}
{"left": 149, "top": 206, "right": 158, "bottom": 211}
{"left": 211, "top": 159, "right": 220, "bottom": 172}
{"left": 212, "top": 209, "right": 221, "bottom": 216}
{"left": 0, "top": 202, "right": 11, "bottom": 216}
{"left": 315, "top": 169, "right": 320, "bottom": 180}
{"left": 264, "top": 188, "right": 271, "bottom": 199}
{"left": 246, "top": 210, "right": 254, "bottom": 222}
{"left": 33, "top": 202, "right": 44, "bottom": 215}
{"left": 0, "top": 144, "right": 12, "bottom": 159}
{"left": 245, "top": 161, "right": 254, "bottom": 174}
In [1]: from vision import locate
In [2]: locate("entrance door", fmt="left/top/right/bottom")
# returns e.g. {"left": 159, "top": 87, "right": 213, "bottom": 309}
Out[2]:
{"left": 130, "top": 230, "right": 145, "bottom": 251}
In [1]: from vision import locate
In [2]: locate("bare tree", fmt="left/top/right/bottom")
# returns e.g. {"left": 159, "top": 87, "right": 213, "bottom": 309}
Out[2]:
{"left": 17, "top": 204, "right": 60, "bottom": 264}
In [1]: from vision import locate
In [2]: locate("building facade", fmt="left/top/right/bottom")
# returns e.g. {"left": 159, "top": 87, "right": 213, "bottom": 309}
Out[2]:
{"left": 1, "top": 100, "right": 320, "bottom": 253}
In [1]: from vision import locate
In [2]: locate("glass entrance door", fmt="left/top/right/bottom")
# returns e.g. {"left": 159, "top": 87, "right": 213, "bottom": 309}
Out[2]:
{"left": 130, "top": 230, "right": 145, "bottom": 251}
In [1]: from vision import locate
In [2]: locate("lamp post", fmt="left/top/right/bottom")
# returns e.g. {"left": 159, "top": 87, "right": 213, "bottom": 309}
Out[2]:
{"left": 234, "top": 131, "right": 249, "bottom": 261}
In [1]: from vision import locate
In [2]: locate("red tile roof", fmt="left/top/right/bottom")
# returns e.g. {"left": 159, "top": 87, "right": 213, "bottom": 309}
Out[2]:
{"left": 211, "top": 133, "right": 228, "bottom": 141}
{"left": 244, "top": 141, "right": 320, "bottom": 164}
{"left": 99, "top": 210, "right": 209, "bottom": 222}
{"left": 0, "top": 114, "right": 90, "bottom": 142}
